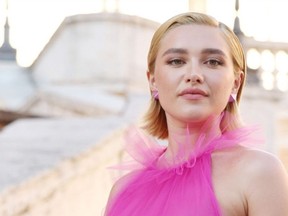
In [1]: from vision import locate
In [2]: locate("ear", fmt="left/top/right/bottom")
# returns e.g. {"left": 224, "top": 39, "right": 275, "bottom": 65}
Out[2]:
{"left": 147, "top": 70, "right": 157, "bottom": 90}
{"left": 233, "top": 71, "right": 244, "bottom": 93}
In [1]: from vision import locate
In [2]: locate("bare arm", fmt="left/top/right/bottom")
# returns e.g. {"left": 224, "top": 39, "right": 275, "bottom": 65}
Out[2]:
{"left": 246, "top": 151, "right": 288, "bottom": 216}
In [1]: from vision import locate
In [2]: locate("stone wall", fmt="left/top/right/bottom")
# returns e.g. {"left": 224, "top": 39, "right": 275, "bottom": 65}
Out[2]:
{"left": 0, "top": 129, "right": 125, "bottom": 216}
{"left": 31, "top": 12, "right": 158, "bottom": 90}
{"left": 241, "top": 86, "right": 288, "bottom": 170}
{"left": 241, "top": 86, "right": 288, "bottom": 153}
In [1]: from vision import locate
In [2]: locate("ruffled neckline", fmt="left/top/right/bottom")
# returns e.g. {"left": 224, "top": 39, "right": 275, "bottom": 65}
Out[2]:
{"left": 124, "top": 117, "right": 260, "bottom": 175}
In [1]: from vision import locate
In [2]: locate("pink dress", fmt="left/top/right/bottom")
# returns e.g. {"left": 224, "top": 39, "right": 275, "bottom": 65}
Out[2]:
{"left": 105, "top": 114, "right": 259, "bottom": 216}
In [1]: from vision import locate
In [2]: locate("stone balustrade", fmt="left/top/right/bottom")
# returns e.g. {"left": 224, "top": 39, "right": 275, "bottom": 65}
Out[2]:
{"left": 0, "top": 121, "right": 126, "bottom": 216}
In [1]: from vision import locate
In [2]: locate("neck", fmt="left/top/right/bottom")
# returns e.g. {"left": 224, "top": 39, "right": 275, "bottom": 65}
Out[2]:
{"left": 163, "top": 115, "right": 223, "bottom": 164}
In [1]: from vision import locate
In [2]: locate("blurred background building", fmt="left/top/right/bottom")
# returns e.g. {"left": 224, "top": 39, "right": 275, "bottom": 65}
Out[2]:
{"left": 0, "top": 0, "right": 287, "bottom": 215}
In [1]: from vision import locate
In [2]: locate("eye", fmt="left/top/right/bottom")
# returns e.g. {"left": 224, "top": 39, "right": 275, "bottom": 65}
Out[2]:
{"left": 204, "top": 59, "right": 223, "bottom": 67}
{"left": 167, "top": 59, "right": 186, "bottom": 66}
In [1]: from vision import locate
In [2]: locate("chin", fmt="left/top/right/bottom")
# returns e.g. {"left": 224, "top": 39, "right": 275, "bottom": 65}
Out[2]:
{"left": 178, "top": 112, "right": 211, "bottom": 124}
{"left": 165, "top": 106, "right": 221, "bottom": 125}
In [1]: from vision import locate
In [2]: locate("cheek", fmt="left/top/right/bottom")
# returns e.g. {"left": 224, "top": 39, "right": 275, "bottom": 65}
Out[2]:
{"left": 210, "top": 74, "right": 234, "bottom": 99}
{"left": 157, "top": 79, "right": 174, "bottom": 98}
{"left": 154, "top": 73, "right": 179, "bottom": 107}
{"left": 154, "top": 69, "right": 177, "bottom": 91}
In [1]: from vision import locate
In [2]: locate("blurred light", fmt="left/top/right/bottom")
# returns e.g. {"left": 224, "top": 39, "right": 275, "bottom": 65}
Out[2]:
{"left": 276, "top": 71, "right": 288, "bottom": 91}
{"left": 261, "top": 50, "right": 275, "bottom": 72}
{"left": 247, "top": 48, "right": 261, "bottom": 70}
{"left": 261, "top": 71, "right": 274, "bottom": 90}
{"left": 275, "top": 51, "right": 288, "bottom": 72}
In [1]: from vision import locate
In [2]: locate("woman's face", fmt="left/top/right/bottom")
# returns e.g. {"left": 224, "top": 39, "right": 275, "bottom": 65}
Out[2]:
{"left": 149, "top": 24, "right": 242, "bottom": 126}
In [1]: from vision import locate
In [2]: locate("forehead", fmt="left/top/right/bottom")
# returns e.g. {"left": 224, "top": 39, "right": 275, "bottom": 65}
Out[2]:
{"left": 159, "top": 24, "right": 230, "bottom": 55}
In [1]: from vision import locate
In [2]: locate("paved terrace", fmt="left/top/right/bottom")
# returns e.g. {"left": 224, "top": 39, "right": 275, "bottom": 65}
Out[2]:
{"left": 0, "top": 93, "right": 149, "bottom": 216}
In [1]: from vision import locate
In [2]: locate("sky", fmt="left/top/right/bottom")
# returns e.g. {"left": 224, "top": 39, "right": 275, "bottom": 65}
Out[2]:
{"left": 1, "top": 0, "right": 288, "bottom": 67}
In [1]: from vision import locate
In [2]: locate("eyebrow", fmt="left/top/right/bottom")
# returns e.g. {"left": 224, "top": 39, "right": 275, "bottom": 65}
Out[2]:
{"left": 201, "top": 48, "right": 227, "bottom": 58}
{"left": 161, "top": 48, "right": 227, "bottom": 58}
{"left": 161, "top": 48, "right": 188, "bottom": 57}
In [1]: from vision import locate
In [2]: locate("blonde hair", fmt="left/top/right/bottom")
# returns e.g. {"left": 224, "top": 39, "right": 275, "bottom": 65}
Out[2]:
{"left": 142, "top": 12, "right": 246, "bottom": 139}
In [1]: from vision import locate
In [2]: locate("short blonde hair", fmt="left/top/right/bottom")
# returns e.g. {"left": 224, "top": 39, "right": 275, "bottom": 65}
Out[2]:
{"left": 142, "top": 12, "right": 246, "bottom": 139}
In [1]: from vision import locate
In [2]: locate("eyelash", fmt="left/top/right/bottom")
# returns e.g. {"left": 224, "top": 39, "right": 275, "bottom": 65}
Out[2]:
{"left": 204, "top": 59, "right": 224, "bottom": 67}
{"left": 166, "top": 58, "right": 224, "bottom": 68}
{"left": 167, "top": 59, "right": 186, "bottom": 66}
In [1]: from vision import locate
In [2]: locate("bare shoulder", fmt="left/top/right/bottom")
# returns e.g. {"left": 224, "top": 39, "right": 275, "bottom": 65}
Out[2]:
{"left": 236, "top": 147, "right": 288, "bottom": 190}
{"left": 237, "top": 146, "right": 288, "bottom": 215}
{"left": 224, "top": 145, "right": 288, "bottom": 187}
{"left": 213, "top": 145, "right": 286, "bottom": 174}
{"left": 238, "top": 147, "right": 286, "bottom": 173}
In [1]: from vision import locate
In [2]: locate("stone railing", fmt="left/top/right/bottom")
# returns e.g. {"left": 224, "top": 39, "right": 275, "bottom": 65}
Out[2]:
{"left": 242, "top": 36, "right": 288, "bottom": 92}
{"left": 0, "top": 128, "right": 125, "bottom": 216}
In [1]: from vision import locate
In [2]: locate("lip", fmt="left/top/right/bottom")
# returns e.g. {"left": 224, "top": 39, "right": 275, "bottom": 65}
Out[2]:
{"left": 178, "top": 88, "right": 208, "bottom": 100}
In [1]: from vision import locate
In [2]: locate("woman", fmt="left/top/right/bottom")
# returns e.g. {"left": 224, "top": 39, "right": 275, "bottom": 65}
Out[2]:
{"left": 105, "top": 12, "right": 288, "bottom": 216}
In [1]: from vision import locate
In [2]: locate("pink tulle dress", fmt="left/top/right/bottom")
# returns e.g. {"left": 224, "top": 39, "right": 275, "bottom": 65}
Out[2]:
{"left": 105, "top": 114, "right": 258, "bottom": 216}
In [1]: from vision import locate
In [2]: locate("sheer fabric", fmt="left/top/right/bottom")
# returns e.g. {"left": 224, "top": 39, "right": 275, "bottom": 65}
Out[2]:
{"left": 105, "top": 114, "right": 260, "bottom": 216}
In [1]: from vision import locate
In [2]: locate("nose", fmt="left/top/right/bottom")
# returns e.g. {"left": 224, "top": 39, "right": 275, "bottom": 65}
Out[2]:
{"left": 185, "top": 64, "right": 204, "bottom": 84}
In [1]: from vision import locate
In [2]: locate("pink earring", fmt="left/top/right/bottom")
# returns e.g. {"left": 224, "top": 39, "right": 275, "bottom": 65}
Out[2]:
{"left": 152, "top": 90, "right": 159, "bottom": 100}
{"left": 228, "top": 93, "right": 237, "bottom": 103}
